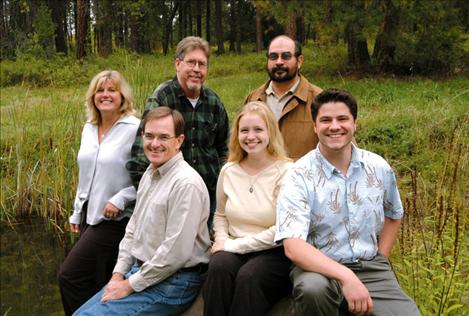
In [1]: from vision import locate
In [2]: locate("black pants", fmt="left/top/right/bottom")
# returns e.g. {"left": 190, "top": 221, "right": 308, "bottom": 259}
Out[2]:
{"left": 203, "top": 246, "right": 292, "bottom": 316}
{"left": 57, "top": 215, "right": 128, "bottom": 316}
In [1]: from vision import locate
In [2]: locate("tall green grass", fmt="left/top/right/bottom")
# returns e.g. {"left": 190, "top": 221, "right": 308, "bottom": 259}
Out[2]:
{"left": 0, "top": 48, "right": 468, "bottom": 315}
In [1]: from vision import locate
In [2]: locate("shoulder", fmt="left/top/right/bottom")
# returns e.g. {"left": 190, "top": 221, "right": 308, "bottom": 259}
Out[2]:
{"left": 202, "top": 86, "right": 225, "bottom": 106}
{"left": 173, "top": 159, "right": 207, "bottom": 187}
{"left": 120, "top": 115, "right": 140, "bottom": 126}
{"left": 298, "top": 75, "right": 322, "bottom": 98}
{"left": 150, "top": 79, "right": 176, "bottom": 98}
{"left": 246, "top": 81, "right": 269, "bottom": 101}
{"left": 357, "top": 148, "right": 393, "bottom": 172}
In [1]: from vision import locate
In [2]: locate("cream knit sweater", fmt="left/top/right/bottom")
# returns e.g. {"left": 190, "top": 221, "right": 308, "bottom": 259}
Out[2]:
{"left": 213, "top": 159, "right": 292, "bottom": 254}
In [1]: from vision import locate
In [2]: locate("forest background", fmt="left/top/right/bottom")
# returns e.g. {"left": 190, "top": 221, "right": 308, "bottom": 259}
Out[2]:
{"left": 0, "top": 0, "right": 468, "bottom": 315}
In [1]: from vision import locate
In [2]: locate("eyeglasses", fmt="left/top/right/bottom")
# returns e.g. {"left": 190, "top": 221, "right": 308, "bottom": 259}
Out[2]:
{"left": 267, "top": 52, "right": 293, "bottom": 61}
{"left": 142, "top": 133, "right": 176, "bottom": 143}
{"left": 183, "top": 59, "right": 208, "bottom": 69}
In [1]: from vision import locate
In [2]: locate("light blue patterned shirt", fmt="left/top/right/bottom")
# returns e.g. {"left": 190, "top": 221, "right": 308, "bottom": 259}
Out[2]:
{"left": 275, "top": 144, "right": 404, "bottom": 263}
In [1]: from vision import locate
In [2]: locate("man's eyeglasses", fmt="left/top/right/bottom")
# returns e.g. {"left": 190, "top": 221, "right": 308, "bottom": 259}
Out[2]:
{"left": 183, "top": 59, "right": 208, "bottom": 69}
{"left": 267, "top": 52, "right": 293, "bottom": 61}
{"left": 142, "top": 133, "right": 176, "bottom": 143}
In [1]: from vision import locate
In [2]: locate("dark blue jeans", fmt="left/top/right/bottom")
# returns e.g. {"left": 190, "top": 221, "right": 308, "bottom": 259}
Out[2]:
{"left": 74, "top": 264, "right": 201, "bottom": 316}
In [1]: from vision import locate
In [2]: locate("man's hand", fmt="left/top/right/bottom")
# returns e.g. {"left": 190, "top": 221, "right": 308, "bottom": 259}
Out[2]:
{"left": 100, "top": 275, "right": 134, "bottom": 302}
{"left": 211, "top": 238, "right": 226, "bottom": 254}
{"left": 102, "top": 202, "right": 120, "bottom": 219}
{"left": 341, "top": 272, "right": 373, "bottom": 316}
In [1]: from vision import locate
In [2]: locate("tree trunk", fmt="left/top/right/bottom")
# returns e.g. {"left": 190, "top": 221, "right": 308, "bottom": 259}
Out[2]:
{"left": 344, "top": 20, "right": 370, "bottom": 69}
{"left": 229, "top": 0, "right": 235, "bottom": 52}
{"left": 373, "top": 0, "right": 399, "bottom": 72}
{"left": 235, "top": 0, "right": 241, "bottom": 53}
{"left": 285, "top": 13, "right": 297, "bottom": 40}
{"left": 178, "top": 0, "right": 186, "bottom": 40}
{"left": 255, "top": 0, "right": 262, "bottom": 52}
{"left": 96, "top": 0, "right": 113, "bottom": 57}
{"left": 163, "top": 1, "right": 179, "bottom": 55}
{"left": 196, "top": 0, "right": 202, "bottom": 37}
{"left": 114, "top": 2, "right": 125, "bottom": 48}
{"left": 206, "top": 0, "right": 211, "bottom": 42}
{"left": 76, "top": 0, "right": 89, "bottom": 59}
{"left": 129, "top": 5, "right": 144, "bottom": 53}
{"left": 49, "top": 0, "right": 68, "bottom": 53}
{"left": 188, "top": 0, "right": 193, "bottom": 35}
{"left": 214, "top": 0, "right": 225, "bottom": 54}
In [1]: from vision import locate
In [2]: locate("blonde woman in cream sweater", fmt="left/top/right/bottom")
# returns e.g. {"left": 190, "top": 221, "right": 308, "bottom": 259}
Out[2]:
{"left": 203, "top": 101, "right": 292, "bottom": 316}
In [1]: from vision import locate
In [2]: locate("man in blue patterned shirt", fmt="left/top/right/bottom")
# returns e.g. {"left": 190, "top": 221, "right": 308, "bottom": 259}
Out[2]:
{"left": 126, "top": 36, "right": 229, "bottom": 227}
{"left": 275, "top": 89, "right": 420, "bottom": 315}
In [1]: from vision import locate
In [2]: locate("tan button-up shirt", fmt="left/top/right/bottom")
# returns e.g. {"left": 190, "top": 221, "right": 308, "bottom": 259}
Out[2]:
{"left": 113, "top": 152, "right": 211, "bottom": 292}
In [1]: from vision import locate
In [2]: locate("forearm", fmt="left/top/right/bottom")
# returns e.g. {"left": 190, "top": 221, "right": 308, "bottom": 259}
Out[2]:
{"left": 223, "top": 226, "right": 276, "bottom": 254}
{"left": 378, "top": 217, "right": 401, "bottom": 257}
{"left": 283, "top": 238, "right": 355, "bottom": 283}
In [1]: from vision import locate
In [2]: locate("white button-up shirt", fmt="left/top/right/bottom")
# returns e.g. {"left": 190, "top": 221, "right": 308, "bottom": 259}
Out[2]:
{"left": 69, "top": 115, "right": 140, "bottom": 225}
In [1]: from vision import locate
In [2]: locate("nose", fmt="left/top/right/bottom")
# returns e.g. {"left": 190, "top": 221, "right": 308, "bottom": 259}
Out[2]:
{"left": 330, "top": 119, "right": 340, "bottom": 130}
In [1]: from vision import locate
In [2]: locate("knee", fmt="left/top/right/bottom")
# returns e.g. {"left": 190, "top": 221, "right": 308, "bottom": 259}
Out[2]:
{"left": 293, "top": 274, "right": 330, "bottom": 304}
{"left": 207, "top": 252, "right": 237, "bottom": 276}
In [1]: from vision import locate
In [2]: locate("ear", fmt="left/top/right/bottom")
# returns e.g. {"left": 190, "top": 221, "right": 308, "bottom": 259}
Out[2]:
{"left": 297, "top": 54, "right": 303, "bottom": 68}
{"left": 313, "top": 121, "right": 317, "bottom": 134}
{"left": 175, "top": 134, "right": 185, "bottom": 150}
{"left": 175, "top": 58, "right": 182, "bottom": 71}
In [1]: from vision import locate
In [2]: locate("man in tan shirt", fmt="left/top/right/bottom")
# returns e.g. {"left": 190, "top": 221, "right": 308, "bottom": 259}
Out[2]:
{"left": 245, "top": 35, "right": 323, "bottom": 160}
{"left": 74, "top": 107, "right": 211, "bottom": 316}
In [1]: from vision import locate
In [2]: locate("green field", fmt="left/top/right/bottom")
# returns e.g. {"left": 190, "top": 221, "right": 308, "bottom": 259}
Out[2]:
{"left": 1, "top": 49, "right": 468, "bottom": 315}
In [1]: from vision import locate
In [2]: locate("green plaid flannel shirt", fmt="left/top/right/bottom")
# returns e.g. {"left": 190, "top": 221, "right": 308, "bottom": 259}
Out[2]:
{"left": 126, "top": 77, "right": 229, "bottom": 210}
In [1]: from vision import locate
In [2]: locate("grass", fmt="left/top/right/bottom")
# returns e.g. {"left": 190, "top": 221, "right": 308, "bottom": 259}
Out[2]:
{"left": 1, "top": 47, "right": 468, "bottom": 315}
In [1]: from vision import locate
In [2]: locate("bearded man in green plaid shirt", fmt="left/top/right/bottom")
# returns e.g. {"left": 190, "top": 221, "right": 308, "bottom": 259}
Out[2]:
{"left": 126, "top": 36, "right": 229, "bottom": 227}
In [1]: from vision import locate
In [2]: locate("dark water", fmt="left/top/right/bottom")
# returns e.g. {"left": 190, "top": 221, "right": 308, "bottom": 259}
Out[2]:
{"left": 1, "top": 219, "right": 69, "bottom": 316}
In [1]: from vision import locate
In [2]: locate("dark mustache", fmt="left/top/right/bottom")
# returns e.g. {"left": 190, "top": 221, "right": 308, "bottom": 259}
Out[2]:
{"left": 273, "top": 66, "right": 288, "bottom": 72}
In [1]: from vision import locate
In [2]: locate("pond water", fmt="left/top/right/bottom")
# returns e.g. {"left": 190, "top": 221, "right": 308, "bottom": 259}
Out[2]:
{"left": 1, "top": 219, "right": 70, "bottom": 316}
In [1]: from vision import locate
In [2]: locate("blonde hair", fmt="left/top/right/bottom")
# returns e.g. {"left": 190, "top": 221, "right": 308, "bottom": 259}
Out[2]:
{"left": 228, "top": 101, "right": 289, "bottom": 163}
{"left": 85, "top": 70, "right": 137, "bottom": 125}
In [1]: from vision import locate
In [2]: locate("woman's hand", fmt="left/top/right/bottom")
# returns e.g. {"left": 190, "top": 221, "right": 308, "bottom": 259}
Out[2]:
{"left": 103, "top": 202, "right": 120, "bottom": 219}
{"left": 211, "top": 238, "right": 226, "bottom": 254}
{"left": 70, "top": 223, "right": 80, "bottom": 234}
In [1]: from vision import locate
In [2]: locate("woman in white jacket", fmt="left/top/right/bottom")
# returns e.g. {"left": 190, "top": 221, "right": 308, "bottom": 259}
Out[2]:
{"left": 203, "top": 101, "right": 292, "bottom": 316}
{"left": 58, "top": 70, "right": 140, "bottom": 316}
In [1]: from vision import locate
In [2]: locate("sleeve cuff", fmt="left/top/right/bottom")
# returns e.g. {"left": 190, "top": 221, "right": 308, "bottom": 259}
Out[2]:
{"left": 69, "top": 212, "right": 81, "bottom": 225}
{"left": 128, "top": 271, "right": 149, "bottom": 292}
{"left": 223, "top": 238, "right": 236, "bottom": 252}
{"left": 109, "top": 196, "right": 125, "bottom": 211}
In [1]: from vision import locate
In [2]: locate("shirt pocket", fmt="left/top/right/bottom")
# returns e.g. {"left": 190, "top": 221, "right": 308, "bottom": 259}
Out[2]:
{"left": 138, "top": 203, "right": 167, "bottom": 241}
{"left": 201, "top": 114, "right": 217, "bottom": 146}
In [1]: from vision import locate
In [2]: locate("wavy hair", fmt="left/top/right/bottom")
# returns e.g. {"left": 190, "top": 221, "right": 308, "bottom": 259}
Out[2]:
{"left": 85, "top": 70, "right": 137, "bottom": 125}
{"left": 228, "top": 101, "right": 289, "bottom": 163}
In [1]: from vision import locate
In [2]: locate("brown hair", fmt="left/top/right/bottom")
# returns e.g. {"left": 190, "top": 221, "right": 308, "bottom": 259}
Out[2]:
{"left": 143, "top": 107, "right": 185, "bottom": 136}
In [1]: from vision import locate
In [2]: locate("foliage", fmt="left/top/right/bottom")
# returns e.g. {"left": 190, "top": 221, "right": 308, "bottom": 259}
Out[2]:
{"left": 392, "top": 0, "right": 467, "bottom": 75}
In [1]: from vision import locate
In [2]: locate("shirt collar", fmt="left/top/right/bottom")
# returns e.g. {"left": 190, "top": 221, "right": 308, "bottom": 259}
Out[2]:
{"left": 117, "top": 114, "right": 136, "bottom": 124}
{"left": 147, "top": 151, "right": 183, "bottom": 178}
{"left": 266, "top": 77, "right": 300, "bottom": 97}
{"left": 314, "top": 144, "right": 363, "bottom": 178}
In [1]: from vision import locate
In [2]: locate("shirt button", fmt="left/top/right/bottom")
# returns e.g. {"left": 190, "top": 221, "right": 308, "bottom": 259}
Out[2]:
{"left": 193, "top": 160, "right": 196, "bottom": 163}
{"left": 192, "top": 127, "right": 195, "bottom": 131}
{"left": 191, "top": 143, "right": 195, "bottom": 147}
